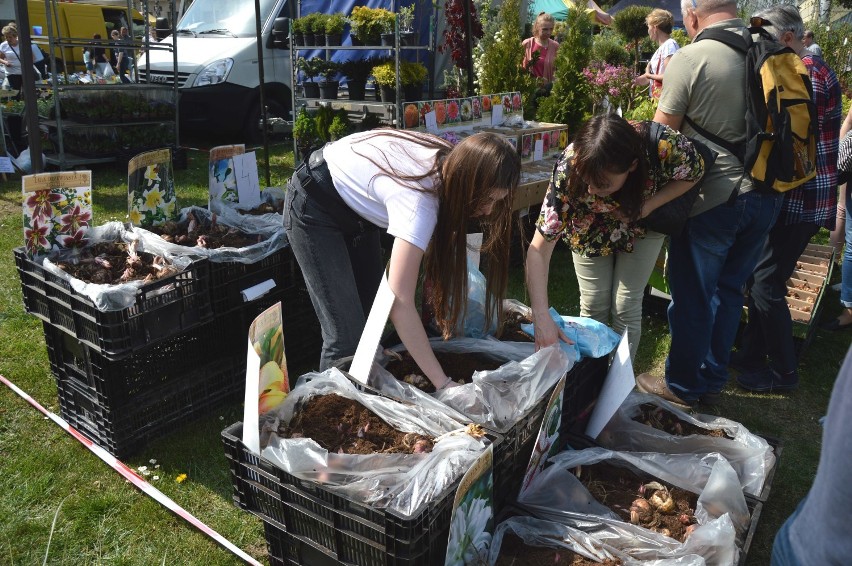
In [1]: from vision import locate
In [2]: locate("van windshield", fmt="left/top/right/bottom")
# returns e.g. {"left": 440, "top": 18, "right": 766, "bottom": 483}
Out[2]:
{"left": 178, "top": 0, "right": 279, "bottom": 37}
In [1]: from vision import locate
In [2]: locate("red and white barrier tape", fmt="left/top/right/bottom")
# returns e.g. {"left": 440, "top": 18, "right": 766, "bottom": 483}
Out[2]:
{"left": 0, "top": 374, "right": 262, "bottom": 566}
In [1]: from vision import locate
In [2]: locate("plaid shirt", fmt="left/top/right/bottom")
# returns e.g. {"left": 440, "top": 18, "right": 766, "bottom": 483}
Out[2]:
{"left": 779, "top": 55, "right": 841, "bottom": 228}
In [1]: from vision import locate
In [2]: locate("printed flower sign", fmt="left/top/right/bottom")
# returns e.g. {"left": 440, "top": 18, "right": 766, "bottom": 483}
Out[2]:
{"left": 208, "top": 144, "right": 246, "bottom": 211}
{"left": 22, "top": 171, "right": 93, "bottom": 257}
{"left": 127, "top": 149, "right": 177, "bottom": 227}
{"left": 446, "top": 446, "right": 493, "bottom": 566}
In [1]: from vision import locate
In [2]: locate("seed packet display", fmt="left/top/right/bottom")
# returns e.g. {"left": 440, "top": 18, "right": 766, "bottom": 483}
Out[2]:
{"left": 403, "top": 103, "right": 420, "bottom": 129}
{"left": 127, "top": 148, "right": 177, "bottom": 228}
{"left": 22, "top": 171, "right": 93, "bottom": 257}
{"left": 208, "top": 144, "right": 245, "bottom": 210}
{"left": 521, "top": 134, "right": 533, "bottom": 160}
{"left": 520, "top": 375, "right": 567, "bottom": 498}
{"left": 446, "top": 99, "right": 462, "bottom": 124}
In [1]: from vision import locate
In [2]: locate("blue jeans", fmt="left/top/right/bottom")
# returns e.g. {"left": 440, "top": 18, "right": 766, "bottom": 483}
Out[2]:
{"left": 771, "top": 498, "right": 806, "bottom": 566}
{"left": 284, "top": 171, "right": 383, "bottom": 370}
{"left": 842, "top": 184, "right": 852, "bottom": 308}
{"left": 665, "top": 190, "right": 782, "bottom": 401}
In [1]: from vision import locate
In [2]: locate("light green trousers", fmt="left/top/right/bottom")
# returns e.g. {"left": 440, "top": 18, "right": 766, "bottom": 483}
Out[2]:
{"left": 571, "top": 231, "right": 666, "bottom": 362}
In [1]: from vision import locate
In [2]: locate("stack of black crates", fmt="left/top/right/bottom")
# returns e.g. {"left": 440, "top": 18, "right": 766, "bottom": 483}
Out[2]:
{"left": 15, "top": 240, "right": 322, "bottom": 459}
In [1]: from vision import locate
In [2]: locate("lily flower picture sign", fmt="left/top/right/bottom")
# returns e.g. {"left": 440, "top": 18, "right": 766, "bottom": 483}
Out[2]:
{"left": 22, "top": 171, "right": 93, "bottom": 257}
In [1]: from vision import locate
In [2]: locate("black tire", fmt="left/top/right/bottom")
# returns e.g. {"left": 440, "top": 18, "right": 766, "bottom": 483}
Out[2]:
{"left": 243, "top": 97, "right": 290, "bottom": 143}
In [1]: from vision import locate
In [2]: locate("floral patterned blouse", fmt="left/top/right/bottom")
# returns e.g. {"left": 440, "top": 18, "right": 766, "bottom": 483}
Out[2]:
{"left": 536, "top": 121, "right": 704, "bottom": 257}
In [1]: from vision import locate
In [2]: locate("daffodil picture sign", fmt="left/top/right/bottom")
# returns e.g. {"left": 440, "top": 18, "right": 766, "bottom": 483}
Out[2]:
{"left": 445, "top": 446, "right": 494, "bottom": 566}
{"left": 243, "top": 301, "right": 290, "bottom": 454}
{"left": 22, "top": 171, "right": 93, "bottom": 258}
{"left": 208, "top": 144, "right": 245, "bottom": 214}
{"left": 127, "top": 148, "right": 177, "bottom": 227}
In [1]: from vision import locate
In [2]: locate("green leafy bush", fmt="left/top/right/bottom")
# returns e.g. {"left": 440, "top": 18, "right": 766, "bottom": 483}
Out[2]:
{"left": 293, "top": 108, "right": 317, "bottom": 151}
{"left": 671, "top": 28, "right": 690, "bottom": 48}
{"left": 811, "top": 22, "right": 852, "bottom": 93}
{"left": 613, "top": 5, "right": 653, "bottom": 71}
{"left": 325, "top": 13, "right": 346, "bottom": 35}
{"left": 623, "top": 96, "right": 658, "bottom": 121}
{"left": 592, "top": 31, "right": 632, "bottom": 66}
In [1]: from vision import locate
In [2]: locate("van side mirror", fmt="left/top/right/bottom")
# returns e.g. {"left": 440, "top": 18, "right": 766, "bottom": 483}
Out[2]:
{"left": 155, "top": 17, "right": 172, "bottom": 40}
{"left": 271, "top": 17, "right": 289, "bottom": 49}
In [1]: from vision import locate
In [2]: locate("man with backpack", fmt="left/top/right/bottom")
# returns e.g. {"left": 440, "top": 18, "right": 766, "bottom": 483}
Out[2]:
{"left": 733, "top": 5, "right": 841, "bottom": 393}
{"left": 636, "top": 0, "right": 783, "bottom": 407}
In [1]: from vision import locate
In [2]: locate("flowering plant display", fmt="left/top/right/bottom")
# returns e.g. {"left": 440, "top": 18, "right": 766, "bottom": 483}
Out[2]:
{"left": 22, "top": 171, "right": 93, "bottom": 257}
{"left": 127, "top": 149, "right": 177, "bottom": 228}
{"left": 439, "top": 0, "right": 483, "bottom": 69}
{"left": 582, "top": 61, "right": 644, "bottom": 114}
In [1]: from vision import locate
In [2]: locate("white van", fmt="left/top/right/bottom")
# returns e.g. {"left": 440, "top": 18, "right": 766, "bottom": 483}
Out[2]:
{"left": 138, "top": 0, "right": 291, "bottom": 141}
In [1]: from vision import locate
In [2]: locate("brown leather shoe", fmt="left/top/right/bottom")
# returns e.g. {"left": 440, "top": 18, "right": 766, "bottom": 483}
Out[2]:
{"left": 636, "top": 372, "right": 693, "bottom": 409}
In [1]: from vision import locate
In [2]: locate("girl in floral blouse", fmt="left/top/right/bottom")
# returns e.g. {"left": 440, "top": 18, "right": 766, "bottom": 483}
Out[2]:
{"left": 526, "top": 113, "right": 704, "bottom": 360}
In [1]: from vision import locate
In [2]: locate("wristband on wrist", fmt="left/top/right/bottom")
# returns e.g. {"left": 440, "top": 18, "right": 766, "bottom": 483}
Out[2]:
{"left": 437, "top": 376, "right": 452, "bottom": 390}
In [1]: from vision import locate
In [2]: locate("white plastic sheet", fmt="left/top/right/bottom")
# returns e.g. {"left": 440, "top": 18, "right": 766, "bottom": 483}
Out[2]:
{"left": 212, "top": 186, "right": 285, "bottom": 229}
{"left": 133, "top": 205, "right": 287, "bottom": 265}
{"left": 488, "top": 516, "right": 708, "bottom": 566}
{"left": 518, "top": 448, "right": 750, "bottom": 566}
{"left": 369, "top": 339, "right": 575, "bottom": 433}
{"left": 40, "top": 221, "right": 192, "bottom": 311}
{"left": 260, "top": 368, "right": 492, "bottom": 518}
{"left": 597, "top": 392, "right": 776, "bottom": 496}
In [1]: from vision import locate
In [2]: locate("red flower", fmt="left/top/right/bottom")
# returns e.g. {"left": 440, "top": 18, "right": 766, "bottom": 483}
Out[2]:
{"left": 438, "top": 0, "right": 483, "bottom": 68}
{"left": 57, "top": 228, "right": 89, "bottom": 250}
{"left": 59, "top": 204, "right": 92, "bottom": 234}
{"left": 26, "top": 190, "right": 62, "bottom": 223}
{"left": 25, "top": 220, "right": 50, "bottom": 254}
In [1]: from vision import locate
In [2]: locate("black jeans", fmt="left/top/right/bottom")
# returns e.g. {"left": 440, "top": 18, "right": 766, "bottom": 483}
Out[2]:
{"left": 739, "top": 220, "right": 819, "bottom": 374}
{"left": 284, "top": 153, "right": 383, "bottom": 370}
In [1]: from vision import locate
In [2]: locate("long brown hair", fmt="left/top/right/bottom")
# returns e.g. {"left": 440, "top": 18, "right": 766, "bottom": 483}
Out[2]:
{"left": 567, "top": 113, "right": 649, "bottom": 222}
{"left": 353, "top": 129, "right": 521, "bottom": 338}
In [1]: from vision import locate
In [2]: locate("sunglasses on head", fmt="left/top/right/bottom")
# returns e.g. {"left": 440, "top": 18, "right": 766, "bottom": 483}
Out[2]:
{"left": 750, "top": 16, "right": 773, "bottom": 27}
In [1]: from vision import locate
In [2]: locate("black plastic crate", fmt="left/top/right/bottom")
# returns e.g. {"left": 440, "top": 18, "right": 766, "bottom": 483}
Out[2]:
{"left": 216, "top": 284, "right": 323, "bottom": 379}
{"left": 15, "top": 247, "right": 213, "bottom": 360}
{"left": 208, "top": 246, "right": 302, "bottom": 316}
{"left": 48, "top": 329, "right": 244, "bottom": 458}
{"left": 560, "top": 355, "right": 609, "bottom": 435}
{"left": 223, "top": 422, "right": 472, "bottom": 566}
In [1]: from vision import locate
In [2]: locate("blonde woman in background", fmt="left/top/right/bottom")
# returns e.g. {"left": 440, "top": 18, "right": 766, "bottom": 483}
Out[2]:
{"left": 523, "top": 12, "right": 560, "bottom": 83}
{"left": 635, "top": 9, "right": 679, "bottom": 99}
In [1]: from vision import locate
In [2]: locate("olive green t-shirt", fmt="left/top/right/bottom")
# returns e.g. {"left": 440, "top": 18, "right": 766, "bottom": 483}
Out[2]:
{"left": 658, "top": 19, "right": 753, "bottom": 216}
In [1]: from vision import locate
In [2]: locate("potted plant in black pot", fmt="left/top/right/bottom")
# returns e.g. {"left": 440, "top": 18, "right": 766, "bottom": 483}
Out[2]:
{"left": 348, "top": 6, "right": 393, "bottom": 46}
{"left": 325, "top": 13, "right": 346, "bottom": 46}
{"left": 300, "top": 13, "right": 318, "bottom": 46}
{"left": 341, "top": 57, "right": 377, "bottom": 101}
{"left": 400, "top": 60, "right": 427, "bottom": 101}
{"left": 371, "top": 61, "right": 398, "bottom": 103}
{"left": 398, "top": 4, "right": 418, "bottom": 46}
{"left": 317, "top": 60, "right": 341, "bottom": 100}
{"left": 296, "top": 57, "right": 322, "bottom": 98}
{"left": 380, "top": 12, "right": 397, "bottom": 46}
{"left": 311, "top": 14, "right": 329, "bottom": 46}
{"left": 293, "top": 108, "right": 318, "bottom": 158}
{"left": 291, "top": 16, "right": 305, "bottom": 46}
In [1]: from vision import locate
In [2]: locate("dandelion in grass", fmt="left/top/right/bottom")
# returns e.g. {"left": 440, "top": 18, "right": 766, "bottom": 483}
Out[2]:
{"left": 176, "top": 473, "right": 187, "bottom": 483}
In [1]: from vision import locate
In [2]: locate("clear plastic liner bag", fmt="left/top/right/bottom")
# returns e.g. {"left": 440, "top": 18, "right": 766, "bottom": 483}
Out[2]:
{"left": 488, "top": 516, "right": 708, "bottom": 566}
{"left": 132, "top": 205, "right": 287, "bottom": 265}
{"left": 369, "top": 338, "right": 575, "bottom": 433}
{"left": 212, "top": 186, "right": 286, "bottom": 229}
{"left": 260, "top": 368, "right": 492, "bottom": 519}
{"left": 41, "top": 221, "right": 192, "bottom": 311}
{"left": 519, "top": 307, "right": 621, "bottom": 360}
{"left": 456, "top": 259, "right": 499, "bottom": 338}
{"left": 597, "top": 392, "right": 775, "bottom": 496}
{"left": 517, "top": 448, "right": 749, "bottom": 566}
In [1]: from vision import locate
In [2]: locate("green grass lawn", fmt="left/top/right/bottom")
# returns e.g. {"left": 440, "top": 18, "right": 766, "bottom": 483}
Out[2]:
{"left": 0, "top": 144, "right": 847, "bottom": 565}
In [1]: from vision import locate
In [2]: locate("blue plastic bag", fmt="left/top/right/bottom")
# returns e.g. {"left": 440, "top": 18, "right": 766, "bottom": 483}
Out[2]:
{"left": 521, "top": 308, "right": 619, "bottom": 360}
{"left": 457, "top": 259, "right": 498, "bottom": 338}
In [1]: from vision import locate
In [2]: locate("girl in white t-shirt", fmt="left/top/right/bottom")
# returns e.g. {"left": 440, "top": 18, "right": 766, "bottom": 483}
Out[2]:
{"left": 285, "top": 129, "right": 520, "bottom": 391}
{"left": 635, "top": 9, "right": 679, "bottom": 99}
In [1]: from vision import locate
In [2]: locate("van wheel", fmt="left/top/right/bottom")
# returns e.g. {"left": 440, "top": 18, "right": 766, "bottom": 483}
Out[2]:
{"left": 243, "top": 98, "right": 290, "bottom": 143}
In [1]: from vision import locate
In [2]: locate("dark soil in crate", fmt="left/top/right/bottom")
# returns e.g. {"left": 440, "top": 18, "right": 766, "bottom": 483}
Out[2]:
{"left": 280, "top": 394, "right": 434, "bottom": 454}
{"left": 496, "top": 533, "right": 622, "bottom": 565}
{"left": 384, "top": 351, "right": 505, "bottom": 392}
{"left": 237, "top": 202, "right": 283, "bottom": 215}
{"left": 498, "top": 310, "right": 533, "bottom": 343}
{"left": 149, "top": 211, "right": 261, "bottom": 248}
{"left": 54, "top": 241, "right": 177, "bottom": 285}
{"left": 579, "top": 463, "right": 698, "bottom": 542}
{"left": 634, "top": 404, "right": 732, "bottom": 439}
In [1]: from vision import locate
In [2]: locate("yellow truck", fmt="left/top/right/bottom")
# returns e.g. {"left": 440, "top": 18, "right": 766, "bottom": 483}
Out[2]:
{"left": 27, "top": 0, "right": 146, "bottom": 72}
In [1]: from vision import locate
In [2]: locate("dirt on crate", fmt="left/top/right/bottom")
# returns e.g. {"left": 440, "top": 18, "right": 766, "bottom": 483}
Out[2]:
{"left": 279, "top": 394, "right": 434, "bottom": 455}
{"left": 150, "top": 211, "right": 260, "bottom": 249}
{"left": 578, "top": 462, "right": 699, "bottom": 542}
{"left": 634, "top": 404, "right": 731, "bottom": 439}
{"left": 383, "top": 351, "right": 505, "bottom": 393}
{"left": 495, "top": 533, "right": 622, "bottom": 565}
{"left": 53, "top": 240, "right": 178, "bottom": 285}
